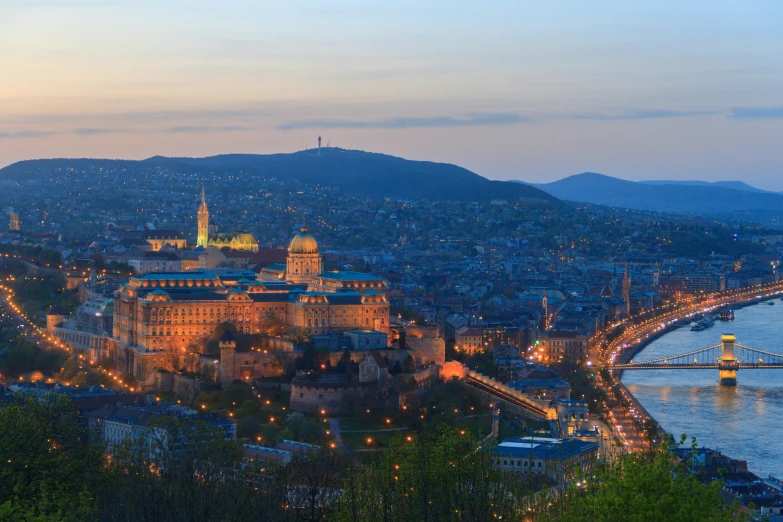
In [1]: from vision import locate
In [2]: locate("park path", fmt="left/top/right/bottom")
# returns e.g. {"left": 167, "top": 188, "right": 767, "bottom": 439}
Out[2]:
{"left": 328, "top": 418, "right": 344, "bottom": 449}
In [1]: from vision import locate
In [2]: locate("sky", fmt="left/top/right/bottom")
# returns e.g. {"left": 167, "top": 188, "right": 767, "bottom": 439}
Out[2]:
{"left": 1, "top": 1, "right": 782, "bottom": 189}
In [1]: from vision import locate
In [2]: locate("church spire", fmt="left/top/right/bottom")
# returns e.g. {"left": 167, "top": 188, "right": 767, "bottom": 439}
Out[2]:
{"left": 622, "top": 263, "right": 631, "bottom": 316}
{"left": 197, "top": 186, "right": 209, "bottom": 248}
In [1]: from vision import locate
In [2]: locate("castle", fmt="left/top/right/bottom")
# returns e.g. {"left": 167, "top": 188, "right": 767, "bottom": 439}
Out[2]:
{"left": 197, "top": 187, "right": 259, "bottom": 252}
{"left": 109, "top": 222, "right": 391, "bottom": 388}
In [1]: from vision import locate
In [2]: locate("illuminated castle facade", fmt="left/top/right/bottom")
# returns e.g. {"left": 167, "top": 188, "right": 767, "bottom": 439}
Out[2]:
{"left": 110, "top": 224, "right": 390, "bottom": 388}
{"left": 197, "top": 187, "right": 258, "bottom": 252}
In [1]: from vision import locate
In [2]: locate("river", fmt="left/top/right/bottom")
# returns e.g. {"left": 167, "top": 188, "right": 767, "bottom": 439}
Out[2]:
{"left": 622, "top": 299, "right": 783, "bottom": 478}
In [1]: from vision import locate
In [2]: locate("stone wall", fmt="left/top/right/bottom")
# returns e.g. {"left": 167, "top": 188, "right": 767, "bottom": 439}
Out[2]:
{"left": 289, "top": 381, "right": 374, "bottom": 414}
{"left": 407, "top": 337, "right": 446, "bottom": 366}
{"left": 412, "top": 365, "right": 439, "bottom": 387}
{"left": 324, "top": 348, "right": 411, "bottom": 367}
{"left": 265, "top": 335, "right": 297, "bottom": 352}
{"left": 173, "top": 373, "right": 202, "bottom": 398}
{"left": 154, "top": 371, "right": 202, "bottom": 399}
{"left": 406, "top": 325, "right": 439, "bottom": 338}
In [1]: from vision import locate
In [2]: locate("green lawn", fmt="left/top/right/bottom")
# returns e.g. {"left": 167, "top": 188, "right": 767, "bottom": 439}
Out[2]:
{"left": 451, "top": 415, "right": 493, "bottom": 438}
{"left": 498, "top": 416, "right": 553, "bottom": 440}
{"left": 341, "top": 429, "right": 408, "bottom": 449}
{"left": 339, "top": 415, "right": 406, "bottom": 431}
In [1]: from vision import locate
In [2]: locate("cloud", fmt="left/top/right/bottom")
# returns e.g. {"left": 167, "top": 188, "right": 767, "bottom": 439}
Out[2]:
{"left": 73, "top": 128, "right": 126, "bottom": 136}
{"left": 279, "top": 113, "right": 529, "bottom": 130}
{"left": 572, "top": 109, "right": 719, "bottom": 121}
{"left": 164, "top": 125, "right": 249, "bottom": 133}
{"left": 729, "top": 107, "right": 783, "bottom": 119}
{"left": 0, "top": 130, "right": 57, "bottom": 139}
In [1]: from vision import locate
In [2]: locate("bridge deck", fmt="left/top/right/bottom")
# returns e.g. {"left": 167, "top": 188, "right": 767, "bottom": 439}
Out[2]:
{"left": 610, "top": 363, "right": 783, "bottom": 370}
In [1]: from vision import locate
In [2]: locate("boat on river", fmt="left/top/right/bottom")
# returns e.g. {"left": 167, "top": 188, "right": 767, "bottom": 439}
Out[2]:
{"left": 691, "top": 316, "right": 715, "bottom": 331}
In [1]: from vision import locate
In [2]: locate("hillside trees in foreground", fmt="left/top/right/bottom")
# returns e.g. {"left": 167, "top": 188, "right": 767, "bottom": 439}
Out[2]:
{"left": 0, "top": 395, "right": 745, "bottom": 522}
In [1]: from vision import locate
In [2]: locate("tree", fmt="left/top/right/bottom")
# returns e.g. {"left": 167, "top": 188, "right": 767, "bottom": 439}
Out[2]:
{"left": 0, "top": 395, "right": 101, "bottom": 520}
{"left": 333, "top": 426, "right": 526, "bottom": 521}
{"left": 543, "top": 438, "right": 745, "bottom": 522}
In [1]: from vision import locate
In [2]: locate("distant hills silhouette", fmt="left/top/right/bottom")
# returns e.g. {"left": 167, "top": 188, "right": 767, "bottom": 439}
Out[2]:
{"left": 521, "top": 173, "right": 783, "bottom": 214}
{"left": 0, "top": 148, "right": 557, "bottom": 203}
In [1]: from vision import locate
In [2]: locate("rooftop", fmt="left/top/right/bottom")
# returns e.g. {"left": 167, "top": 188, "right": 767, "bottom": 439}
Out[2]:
{"left": 318, "top": 271, "right": 385, "bottom": 281}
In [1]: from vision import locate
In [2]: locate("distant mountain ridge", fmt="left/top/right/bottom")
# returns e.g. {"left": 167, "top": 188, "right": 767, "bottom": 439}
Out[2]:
{"left": 639, "top": 180, "right": 769, "bottom": 193}
{"left": 523, "top": 172, "right": 783, "bottom": 214}
{"left": 0, "top": 148, "right": 557, "bottom": 203}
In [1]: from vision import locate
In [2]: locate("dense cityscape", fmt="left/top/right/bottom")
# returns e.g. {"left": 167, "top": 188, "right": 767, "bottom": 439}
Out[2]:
{"left": 3, "top": 2, "right": 783, "bottom": 521}
{"left": 0, "top": 150, "right": 782, "bottom": 520}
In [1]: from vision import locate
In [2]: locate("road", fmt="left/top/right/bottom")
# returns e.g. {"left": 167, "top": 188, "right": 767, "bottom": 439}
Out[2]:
{"left": 0, "top": 284, "right": 67, "bottom": 353}
{"left": 0, "top": 283, "right": 89, "bottom": 385}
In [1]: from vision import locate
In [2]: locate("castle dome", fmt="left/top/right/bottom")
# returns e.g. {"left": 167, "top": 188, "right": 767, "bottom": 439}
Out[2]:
{"left": 288, "top": 227, "right": 319, "bottom": 254}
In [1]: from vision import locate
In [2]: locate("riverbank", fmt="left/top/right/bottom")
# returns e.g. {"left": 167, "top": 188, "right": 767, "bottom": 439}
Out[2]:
{"left": 622, "top": 296, "right": 783, "bottom": 479}
{"left": 605, "top": 287, "right": 783, "bottom": 453}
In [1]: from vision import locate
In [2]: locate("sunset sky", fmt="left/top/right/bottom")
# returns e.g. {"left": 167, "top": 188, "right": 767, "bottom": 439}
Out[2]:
{"left": 1, "top": 1, "right": 782, "bottom": 188}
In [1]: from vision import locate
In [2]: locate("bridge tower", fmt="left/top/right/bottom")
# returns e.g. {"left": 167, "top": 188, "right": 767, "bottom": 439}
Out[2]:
{"left": 718, "top": 334, "right": 738, "bottom": 386}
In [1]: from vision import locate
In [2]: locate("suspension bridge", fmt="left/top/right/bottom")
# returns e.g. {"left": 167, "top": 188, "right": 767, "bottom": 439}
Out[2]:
{"left": 608, "top": 334, "right": 783, "bottom": 385}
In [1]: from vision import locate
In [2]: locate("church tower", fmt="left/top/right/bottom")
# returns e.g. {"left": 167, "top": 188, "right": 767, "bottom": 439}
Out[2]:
{"left": 622, "top": 264, "right": 631, "bottom": 316}
{"left": 197, "top": 187, "right": 209, "bottom": 248}
{"left": 219, "top": 330, "right": 236, "bottom": 388}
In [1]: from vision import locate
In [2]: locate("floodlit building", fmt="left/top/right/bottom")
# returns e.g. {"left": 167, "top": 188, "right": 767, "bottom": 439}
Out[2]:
{"left": 197, "top": 187, "right": 259, "bottom": 252}
{"left": 106, "top": 226, "right": 390, "bottom": 388}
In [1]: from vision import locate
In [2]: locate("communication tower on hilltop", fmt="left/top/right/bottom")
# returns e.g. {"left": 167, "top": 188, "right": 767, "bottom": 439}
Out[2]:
{"left": 318, "top": 135, "right": 321, "bottom": 156}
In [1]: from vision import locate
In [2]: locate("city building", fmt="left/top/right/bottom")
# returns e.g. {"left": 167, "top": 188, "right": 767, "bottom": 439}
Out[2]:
{"left": 89, "top": 401, "right": 236, "bottom": 456}
{"left": 536, "top": 330, "right": 589, "bottom": 364}
{"left": 103, "top": 227, "right": 390, "bottom": 388}
{"left": 455, "top": 326, "right": 483, "bottom": 354}
{"left": 196, "top": 187, "right": 259, "bottom": 252}
{"left": 144, "top": 229, "right": 187, "bottom": 251}
{"left": 494, "top": 437, "right": 598, "bottom": 481}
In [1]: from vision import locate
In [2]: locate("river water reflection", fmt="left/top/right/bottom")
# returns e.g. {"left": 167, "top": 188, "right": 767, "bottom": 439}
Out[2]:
{"left": 622, "top": 299, "right": 783, "bottom": 478}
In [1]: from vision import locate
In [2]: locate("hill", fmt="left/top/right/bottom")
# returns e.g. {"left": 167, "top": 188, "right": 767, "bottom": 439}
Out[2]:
{"left": 0, "top": 149, "right": 557, "bottom": 203}
{"left": 639, "top": 180, "right": 769, "bottom": 193}
{"left": 526, "top": 173, "right": 783, "bottom": 214}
